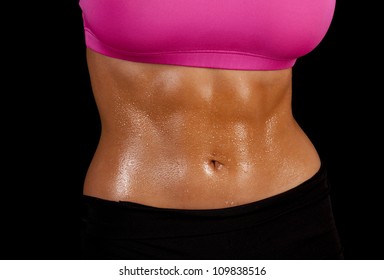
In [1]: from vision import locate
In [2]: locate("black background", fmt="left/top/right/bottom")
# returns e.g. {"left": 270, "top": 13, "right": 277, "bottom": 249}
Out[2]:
{"left": 3, "top": 1, "right": 382, "bottom": 260}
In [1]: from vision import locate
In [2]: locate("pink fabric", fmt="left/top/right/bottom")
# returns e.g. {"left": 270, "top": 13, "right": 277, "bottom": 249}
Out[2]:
{"left": 79, "top": 0, "right": 336, "bottom": 70}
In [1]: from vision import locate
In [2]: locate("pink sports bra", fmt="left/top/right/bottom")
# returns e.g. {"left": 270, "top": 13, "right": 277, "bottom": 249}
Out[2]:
{"left": 79, "top": 0, "right": 336, "bottom": 70}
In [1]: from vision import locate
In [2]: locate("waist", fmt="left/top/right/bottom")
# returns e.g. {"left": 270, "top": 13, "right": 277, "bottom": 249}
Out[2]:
{"left": 84, "top": 111, "right": 321, "bottom": 209}
{"left": 82, "top": 163, "right": 330, "bottom": 238}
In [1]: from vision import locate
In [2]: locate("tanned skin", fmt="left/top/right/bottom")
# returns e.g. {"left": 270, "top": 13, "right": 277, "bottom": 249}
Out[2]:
{"left": 83, "top": 49, "right": 320, "bottom": 209}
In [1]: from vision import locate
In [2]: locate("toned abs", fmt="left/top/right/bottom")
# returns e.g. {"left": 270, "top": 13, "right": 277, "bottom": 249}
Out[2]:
{"left": 83, "top": 49, "right": 321, "bottom": 209}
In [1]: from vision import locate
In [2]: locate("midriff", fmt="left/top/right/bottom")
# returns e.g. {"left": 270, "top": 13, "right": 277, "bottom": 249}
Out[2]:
{"left": 83, "top": 49, "right": 321, "bottom": 209}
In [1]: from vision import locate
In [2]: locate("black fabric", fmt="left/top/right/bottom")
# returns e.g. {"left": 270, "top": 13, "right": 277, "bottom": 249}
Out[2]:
{"left": 81, "top": 165, "right": 344, "bottom": 259}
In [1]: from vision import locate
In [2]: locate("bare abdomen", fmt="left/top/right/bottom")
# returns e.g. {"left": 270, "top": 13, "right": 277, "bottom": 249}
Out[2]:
{"left": 83, "top": 50, "right": 321, "bottom": 209}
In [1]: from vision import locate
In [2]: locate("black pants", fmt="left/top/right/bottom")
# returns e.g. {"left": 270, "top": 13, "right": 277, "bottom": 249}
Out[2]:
{"left": 81, "top": 165, "right": 344, "bottom": 259}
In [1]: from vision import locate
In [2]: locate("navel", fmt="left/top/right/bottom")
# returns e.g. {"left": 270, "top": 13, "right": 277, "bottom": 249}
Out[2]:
{"left": 210, "top": 159, "right": 224, "bottom": 170}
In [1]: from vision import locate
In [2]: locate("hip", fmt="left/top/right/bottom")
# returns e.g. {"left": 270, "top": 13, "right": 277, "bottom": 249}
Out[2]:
{"left": 83, "top": 130, "right": 321, "bottom": 209}
{"left": 81, "top": 163, "right": 343, "bottom": 259}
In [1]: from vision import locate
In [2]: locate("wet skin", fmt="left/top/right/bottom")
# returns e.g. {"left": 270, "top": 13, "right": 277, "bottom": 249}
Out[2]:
{"left": 83, "top": 49, "right": 321, "bottom": 209}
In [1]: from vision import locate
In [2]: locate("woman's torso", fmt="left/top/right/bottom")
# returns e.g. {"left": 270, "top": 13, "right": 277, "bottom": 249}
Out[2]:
{"left": 83, "top": 49, "right": 321, "bottom": 209}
